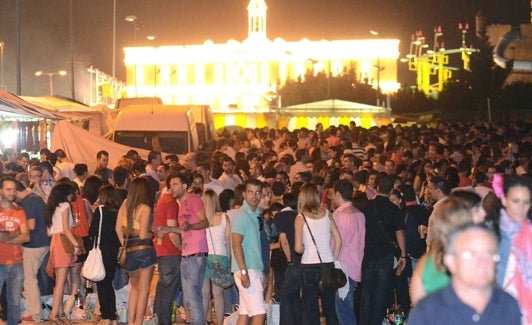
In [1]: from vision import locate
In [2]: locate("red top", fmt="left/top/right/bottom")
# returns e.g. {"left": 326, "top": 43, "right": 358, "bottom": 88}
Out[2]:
{"left": 154, "top": 193, "right": 181, "bottom": 256}
{"left": 70, "top": 195, "right": 90, "bottom": 237}
{"left": 0, "top": 205, "right": 27, "bottom": 264}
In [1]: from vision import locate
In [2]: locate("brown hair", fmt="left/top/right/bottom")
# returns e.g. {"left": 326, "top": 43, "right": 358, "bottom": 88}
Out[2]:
{"left": 98, "top": 184, "right": 122, "bottom": 212}
{"left": 429, "top": 198, "right": 473, "bottom": 272}
{"left": 125, "top": 177, "right": 151, "bottom": 230}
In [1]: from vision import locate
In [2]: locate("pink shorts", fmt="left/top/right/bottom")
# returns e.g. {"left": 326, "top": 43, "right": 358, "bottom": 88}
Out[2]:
{"left": 50, "top": 233, "right": 77, "bottom": 268}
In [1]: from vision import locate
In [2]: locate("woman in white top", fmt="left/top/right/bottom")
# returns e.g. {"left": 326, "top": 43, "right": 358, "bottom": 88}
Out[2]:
{"left": 295, "top": 183, "right": 342, "bottom": 325}
{"left": 44, "top": 182, "right": 78, "bottom": 325}
{"left": 201, "top": 189, "right": 231, "bottom": 325}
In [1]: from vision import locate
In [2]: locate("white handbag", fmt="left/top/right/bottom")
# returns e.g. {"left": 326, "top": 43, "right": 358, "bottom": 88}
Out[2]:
{"left": 82, "top": 205, "right": 106, "bottom": 282}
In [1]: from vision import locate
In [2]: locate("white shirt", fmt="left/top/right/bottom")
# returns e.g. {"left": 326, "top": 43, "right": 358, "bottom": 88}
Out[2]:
{"left": 301, "top": 212, "right": 334, "bottom": 264}
{"left": 206, "top": 213, "right": 228, "bottom": 256}
{"left": 49, "top": 202, "right": 72, "bottom": 235}
{"left": 218, "top": 173, "right": 242, "bottom": 190}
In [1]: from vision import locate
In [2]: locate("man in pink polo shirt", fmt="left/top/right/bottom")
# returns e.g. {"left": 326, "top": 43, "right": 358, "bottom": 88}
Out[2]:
{"left": 332, "top": 180, "right": 365, "bottom": 325}
{"left": 175, "top": 174, "right": 209, "bottom": 325}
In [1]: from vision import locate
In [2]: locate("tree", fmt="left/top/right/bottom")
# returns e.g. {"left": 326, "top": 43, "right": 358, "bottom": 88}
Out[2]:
{"left": 390, "top": 86, "right": 434, "bottom": 114}
{"left": 274, "top": 65, "right": 377, "bottom": 107}
{"left": 434, "top": 35, "right": 511, "bottom": 120}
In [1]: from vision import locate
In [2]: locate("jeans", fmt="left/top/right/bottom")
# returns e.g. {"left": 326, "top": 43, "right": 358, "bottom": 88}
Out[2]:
{"left": 223, "top": 285, "right": 239, "bottom": 314}
{"left": 359, "top": 253, "right": 394, "bottom": 325}
{"left": 279, "top": 264, "right": 302, "bottom": 325}
{"left": 125, "top": 247, "right": 156, "bottom": 272}
{"left": 154, "top": 255, "right": 181, "bottom": 325}
{"left": 22, "top": 246, "right": 49, "bottom": 319}
{"left": 181, "top": 255, "right": 207, "bottom": 325}
{"left": 336, "top": 277, "right": 357, "bottom": 325}
{"left": 0, "top": 263, "right": 24, "bottom": 325}
{"left": 301, "top": 263, "right": 338, "bottom": 325}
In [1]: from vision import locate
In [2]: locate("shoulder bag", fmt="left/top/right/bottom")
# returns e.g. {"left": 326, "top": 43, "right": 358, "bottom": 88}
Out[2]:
{"left": 302, "top": 213, "right": 346, "bottom": 290}
{"left": 61, "top": 207, "right": 86, "bottom": 254}
{"left": 117, "top": 233, "right": 128, "bottom": 269}
{"left": 207, "top": 225, "right": 234, "bottom": 288}
{"left": 117, "top": 203, "right": 129, "bottom": 268}
{"left": 82, "top": 205, "right": 106, "bottom": 281}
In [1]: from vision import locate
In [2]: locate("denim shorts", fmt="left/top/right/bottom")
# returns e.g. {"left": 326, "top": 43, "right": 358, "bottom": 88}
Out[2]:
{"left": 125, "top": 247, "right": 156, "bottom": 272}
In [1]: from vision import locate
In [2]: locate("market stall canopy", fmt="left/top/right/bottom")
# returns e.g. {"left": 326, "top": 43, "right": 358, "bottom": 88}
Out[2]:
{"left": 0, "top": 91, "right": 59, "bottom": 120}
{"left": 280, "top": 99, "right": 389, "bottom": 116}
{"left": 21, "top": 95, "right": 106, "bottom": 135}
{"left": 21, "top": 95, "right": 89, "bottom": 112}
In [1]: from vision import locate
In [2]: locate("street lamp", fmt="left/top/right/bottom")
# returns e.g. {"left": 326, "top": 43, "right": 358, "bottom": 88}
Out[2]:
{"left": 125, "top": 15, "right": 138, "bottom": 45}
{"left": 370, "top": 30, "right": 385, "bottom": 106}
{"left": 35, "top": 70, "right": 67, "bottom": 96}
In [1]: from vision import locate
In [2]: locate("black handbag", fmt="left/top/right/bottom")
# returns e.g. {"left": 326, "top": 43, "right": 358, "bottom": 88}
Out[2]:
{"left": 302, "top": 213, "right": 347, "bottom": 290}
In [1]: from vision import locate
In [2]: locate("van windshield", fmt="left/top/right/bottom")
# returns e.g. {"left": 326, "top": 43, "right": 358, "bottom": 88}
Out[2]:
{"left": 114, "top": 131, "right": 189, "bottom": 154}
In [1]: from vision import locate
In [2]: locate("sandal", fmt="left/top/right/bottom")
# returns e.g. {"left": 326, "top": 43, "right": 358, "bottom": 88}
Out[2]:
{"left": 59, "top": 314, "right": 72, "bottom": 325}
{"left": 48, "top": 314, "right": 71, "bottom": 325}
{"left": 48, "top": 315, "right": 62, "bottom": 325}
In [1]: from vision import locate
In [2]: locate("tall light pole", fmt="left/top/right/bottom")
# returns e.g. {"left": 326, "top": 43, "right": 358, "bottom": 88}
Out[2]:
{"left": 35, "top": 70, "right": 67, "bottom": 96}
{"left": 125, "top": 15, "right": 138, "bottom": 45}
{"left": 0, "top": 41, "right": 4, "bottom": 90}
{"left": 112, "top": 0, "right": 116, "bottom": 81}
{"left": 370, "top": 30, "right": 385, "bottom": 106}
{"left": 69, "top": 0, "right": 76, "bottom": 100}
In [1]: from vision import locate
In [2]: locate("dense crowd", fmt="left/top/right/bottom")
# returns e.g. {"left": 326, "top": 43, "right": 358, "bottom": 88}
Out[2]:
{"left": 0, "top": 120, "right": 530, "bottom": 325}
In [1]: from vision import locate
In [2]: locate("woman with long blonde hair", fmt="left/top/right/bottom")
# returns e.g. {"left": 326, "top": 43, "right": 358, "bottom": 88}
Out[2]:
{"left": 201, "top": 189, "right": 231, "bottom": 325}
{"left": 294, "top": 183, "right": 342, "bottom": 325}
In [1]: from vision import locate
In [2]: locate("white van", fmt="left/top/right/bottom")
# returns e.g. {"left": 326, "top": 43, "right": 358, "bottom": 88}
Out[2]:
{"left": 112, "top": 105, "right": 199, "bottom": 155}
{"left": 180, "top": 105, "right": 216, "bottom": 145}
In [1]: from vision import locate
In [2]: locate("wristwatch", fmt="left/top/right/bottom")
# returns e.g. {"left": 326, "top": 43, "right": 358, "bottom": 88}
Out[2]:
{"left": 241, "top": 269, "right": 248, "bottom": 276}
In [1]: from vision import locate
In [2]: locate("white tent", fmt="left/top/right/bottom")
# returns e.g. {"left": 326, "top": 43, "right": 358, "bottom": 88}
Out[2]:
{"left": 51, "top": 120, "right": 154, "bottom": 171}
{"left": 278, "top": 99, "right": 391, "bottom": 129}
{"left": 280, "top": 99, "right": 389, "bottom": 115}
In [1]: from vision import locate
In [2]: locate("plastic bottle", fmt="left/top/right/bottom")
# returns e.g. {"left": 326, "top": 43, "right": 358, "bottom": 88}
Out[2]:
{"left": 393, "top": 305, "right": 404, "bottom": 325}
{"left": 171, "top": 301, "right": 177, "bottom": 324}
{"left": 74, "top": 289, "right": 83, "bottom": 309}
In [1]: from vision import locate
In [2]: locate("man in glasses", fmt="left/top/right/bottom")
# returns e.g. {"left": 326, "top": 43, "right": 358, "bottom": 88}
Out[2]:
{"left": 408, "top": 224, "right": 521, "bottom": 324}
{"left": 231, "top": 179, "right": 266, "bottom": 325}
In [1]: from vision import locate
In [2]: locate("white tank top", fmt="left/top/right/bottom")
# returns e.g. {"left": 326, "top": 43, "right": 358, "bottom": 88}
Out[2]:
{"left": 207, "top": 213, "right": 228, "bottom": 256}
{"left": 301, "top": 211, "right": 334, "bottom": 264}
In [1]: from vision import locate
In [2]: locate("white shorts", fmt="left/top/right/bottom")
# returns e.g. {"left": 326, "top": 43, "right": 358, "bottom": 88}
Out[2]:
{"left": 234, "top": 269, "right": 266, "bottom": 317}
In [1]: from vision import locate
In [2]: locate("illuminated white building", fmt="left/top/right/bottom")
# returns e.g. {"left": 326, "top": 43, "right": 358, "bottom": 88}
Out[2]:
{"left": 123, "top": 0, "right": 400, "bottom": 128}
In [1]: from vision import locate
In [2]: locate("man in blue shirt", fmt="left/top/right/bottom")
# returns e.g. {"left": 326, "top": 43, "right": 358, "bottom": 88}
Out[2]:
{"left": 231, "top": 179, "right": 266, "bottom": 325}
{"left": 408, "top": 224, "right": 521, "bottom": 325}
{"left": 15, "top": 180, "right": 49, "bottom": 322}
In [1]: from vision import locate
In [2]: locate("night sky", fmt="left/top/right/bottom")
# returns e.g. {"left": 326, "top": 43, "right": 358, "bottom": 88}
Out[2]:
{"left": 0, "top": 0, "right": 529, "bottom": 98}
